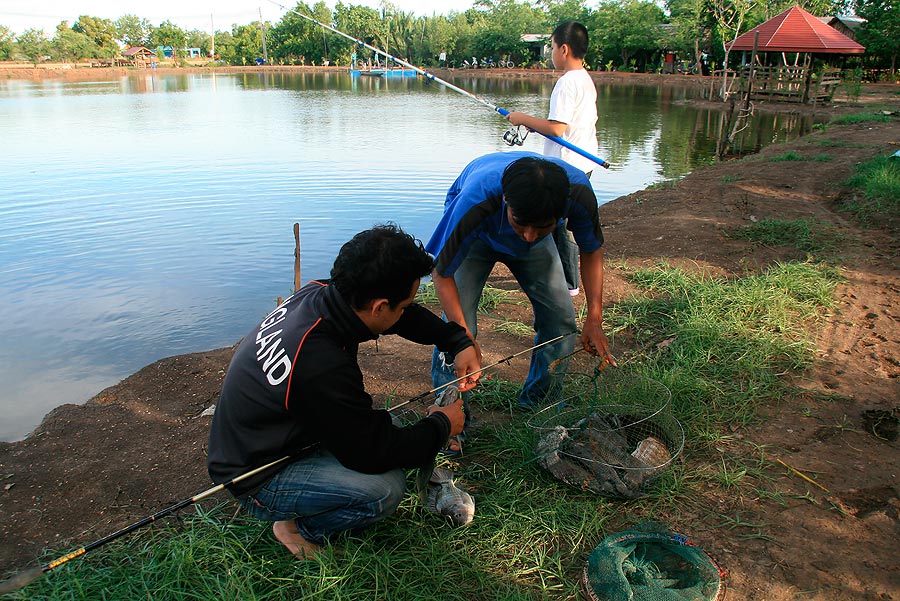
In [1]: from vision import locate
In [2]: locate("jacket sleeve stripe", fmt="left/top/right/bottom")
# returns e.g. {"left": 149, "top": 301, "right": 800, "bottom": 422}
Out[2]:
{"left": 284, "top": 317, "right": 323, "bottom": 411}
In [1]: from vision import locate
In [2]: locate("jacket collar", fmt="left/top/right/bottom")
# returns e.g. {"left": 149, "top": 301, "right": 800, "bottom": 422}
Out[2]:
{"left": 321, "top": 283, "right": 378, "bottom": 344}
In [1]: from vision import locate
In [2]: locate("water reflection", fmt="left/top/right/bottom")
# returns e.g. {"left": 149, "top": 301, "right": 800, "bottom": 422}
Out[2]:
{"left": 0, "top": 72, "right": 826, "bottom": 441}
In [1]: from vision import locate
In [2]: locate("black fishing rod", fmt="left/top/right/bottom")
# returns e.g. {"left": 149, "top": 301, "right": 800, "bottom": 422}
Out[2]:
{"left": 264, "top": 0, "right": 610, "bottom": 169}
{"left": 0, "top": 454, "right": 295, "bottom": 595}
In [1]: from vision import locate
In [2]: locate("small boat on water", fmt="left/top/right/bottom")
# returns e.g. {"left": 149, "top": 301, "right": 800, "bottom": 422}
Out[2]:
{"left": 350, "top": 55, "right": 416, "bottom": 78}
{"left": 352, "top": 68, "right": 385, "bottom": 77}
{"left": 349, "top": 67, "right": 417, "bottom": 77}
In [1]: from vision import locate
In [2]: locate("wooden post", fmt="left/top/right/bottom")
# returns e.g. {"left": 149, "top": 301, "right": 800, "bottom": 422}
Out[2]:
{"left": 293, "top": 223, "right": 301, "bottom": 292}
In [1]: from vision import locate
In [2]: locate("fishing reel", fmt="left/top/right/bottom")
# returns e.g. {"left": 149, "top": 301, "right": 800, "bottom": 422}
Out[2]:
{"left": 502, "top": 125, "right": 529, "bottom": 146}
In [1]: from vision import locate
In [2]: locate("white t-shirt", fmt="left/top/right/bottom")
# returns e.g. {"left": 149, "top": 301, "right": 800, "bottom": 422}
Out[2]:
{"left": 543, "top": 68, "right": 598, "bottom": 173}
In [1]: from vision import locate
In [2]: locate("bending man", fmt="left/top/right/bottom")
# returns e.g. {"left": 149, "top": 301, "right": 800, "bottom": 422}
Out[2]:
{"left": 427, "top": 152, "right": 616, "bottom": 450}
{"left": 208, "top": 225, "right": 480, "bottom": 559}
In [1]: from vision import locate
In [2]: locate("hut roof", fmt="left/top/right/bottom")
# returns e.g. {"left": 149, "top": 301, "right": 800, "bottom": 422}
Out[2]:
{"left": 728, "top": 5, "right": 865, "bottom": 54}
{"left": 123, "top": 46, "right": 156, "bottom": 57}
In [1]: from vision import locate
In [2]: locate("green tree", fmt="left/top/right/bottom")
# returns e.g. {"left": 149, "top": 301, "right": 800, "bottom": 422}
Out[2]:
{"left": 150, "top": 20, "right": 188, "bottom": 58}
{"left": 0, "top": 25, "right": 14, "bottom": 60}
{"left": 228, "top": 22, "right": 264, "bottom": 65}
{"left": 470, "top": 0, "right": 545, "bottom": 61}
{"left": 269, "top": 2, "right": 333, "bottom": 65}
{"left": 541, "top": 0, "right": 592, "bottom": 27}
{"left": 591, "top": 0, "right": 665, "bottom": 70}
{"left": 856, "top": 0, "right": 900, "bottom": 73}
{"left": 115, "top": 14, "right": 151, "bottom": 47}
{"left": 666, "top": 0, "right": 715, "bottom": 71}
{"left": 16, "top": 28, "right": 50, "bottom": 64}
{"left": 51, "top": 21, "right": 97, "bottom": 61}
{"left": 186, "top": 29, "right": 212, "bottom": 57}
{"left": 72, "top": 15, "right": 119, "bottom": 57}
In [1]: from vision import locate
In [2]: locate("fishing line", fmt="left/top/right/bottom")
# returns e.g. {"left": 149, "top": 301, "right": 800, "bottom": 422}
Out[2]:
{"left": 263, "top": 0, "right": 611, "bottom": 169}
{"left": 387, "top": 331, "right": 578, "bottom": 412}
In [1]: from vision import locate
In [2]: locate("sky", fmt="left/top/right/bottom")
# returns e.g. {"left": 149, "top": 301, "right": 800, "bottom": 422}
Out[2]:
{"left": 0, "top": 0, "right": 480, "bottom": 35}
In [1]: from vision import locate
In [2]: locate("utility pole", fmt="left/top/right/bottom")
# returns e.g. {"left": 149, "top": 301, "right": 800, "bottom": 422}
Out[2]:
{"left": 259, "top": 7, "right": 268, "bottom": 64}
{"left": 210, "top": 14, "right": 215, "bottom": 59}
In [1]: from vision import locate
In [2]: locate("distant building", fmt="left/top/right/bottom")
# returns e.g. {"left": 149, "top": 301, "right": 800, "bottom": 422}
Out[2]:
{"left": 122, "top": 46, "right": 157, "bottom": 67}
{"left": 521, "top": 33, "right": 551, "bottom": 63}
{"left": 187, "top": 48, "right": 202, "bottom": 59}
{"left": 818, "top": 15, "right": 867, "bottom": 41}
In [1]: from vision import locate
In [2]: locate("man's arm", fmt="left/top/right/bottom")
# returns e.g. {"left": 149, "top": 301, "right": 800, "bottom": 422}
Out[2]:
{"left": 432, "top": 269, "right": 483, "bottom": 383}
{"left": 504, "top": 111, "right": 568, "bottom": 138}
{"left": 579, "top": 248, "right": 617, "bottom": 365}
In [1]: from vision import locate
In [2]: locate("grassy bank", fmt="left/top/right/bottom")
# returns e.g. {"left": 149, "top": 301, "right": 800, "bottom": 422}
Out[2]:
{"left": 7, "top": 258, "right": 840, "bottom": 600}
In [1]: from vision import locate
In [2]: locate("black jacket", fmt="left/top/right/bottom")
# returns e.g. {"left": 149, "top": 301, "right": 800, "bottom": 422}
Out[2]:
{"left": 207, "top": 280, "right": 473, "bottom": 496}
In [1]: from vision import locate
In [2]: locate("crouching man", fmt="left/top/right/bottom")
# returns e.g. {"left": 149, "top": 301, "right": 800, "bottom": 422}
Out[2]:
{"left": 208, "top": 224, "right": 480, "bottom": 559}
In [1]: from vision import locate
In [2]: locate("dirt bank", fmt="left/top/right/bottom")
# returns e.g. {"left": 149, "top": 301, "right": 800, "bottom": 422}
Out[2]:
{"left": 0, "top": 76, "right": 898, "bottom": 599}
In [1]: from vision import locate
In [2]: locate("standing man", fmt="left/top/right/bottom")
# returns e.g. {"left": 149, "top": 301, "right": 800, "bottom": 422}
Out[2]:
{"left": 427, "top": 152, "right": 616, "bottom": 453}
{"left": 505, "top": 21, "right": 598, "bottom": 297}
{"left": 208, "top": 225, "right": 480, "bottom": 559}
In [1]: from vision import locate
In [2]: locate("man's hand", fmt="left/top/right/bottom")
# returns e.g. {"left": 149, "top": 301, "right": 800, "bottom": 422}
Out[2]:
{"left": 581, "top": 316, "right": 617, "bottom": 366}
{"left": 427, "top": 398, "right": 465, "bottom": 437}
{"left": 453, "top": 345, "right": 482, "bottom": 392}
{"left": 506, "top": 111, "right": 527, "bottom": 126}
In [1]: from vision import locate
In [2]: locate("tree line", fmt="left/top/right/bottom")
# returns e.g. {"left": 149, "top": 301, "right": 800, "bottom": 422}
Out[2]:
{"left": 0, "top": 0, "right": 896, "bottom": 75}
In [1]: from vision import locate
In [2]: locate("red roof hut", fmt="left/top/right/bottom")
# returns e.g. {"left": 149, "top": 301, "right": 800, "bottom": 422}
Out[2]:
{"left": 729, "top": 5, "right": 865, "bottom": 54}
{"left": 726, "top": 5, "right": 865, "bottom": 104}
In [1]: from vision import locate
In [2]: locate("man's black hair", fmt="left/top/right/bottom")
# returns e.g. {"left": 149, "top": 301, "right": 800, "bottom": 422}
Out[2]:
{"left": 331, "top": 224, "right": 434, "bottom": 310}
{"left": 552, "top": 21, "right": 589, "bottom": 59}
{"left": 501, "top": 157, "right": 570, "bottom": 226}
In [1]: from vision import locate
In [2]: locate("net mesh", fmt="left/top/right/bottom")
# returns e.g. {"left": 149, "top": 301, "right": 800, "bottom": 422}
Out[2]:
{"left": 528, "top": 361, "right": 684, "bottom": 498}
{"left": 582, "top": 527, "right": 725, "bottom": 601}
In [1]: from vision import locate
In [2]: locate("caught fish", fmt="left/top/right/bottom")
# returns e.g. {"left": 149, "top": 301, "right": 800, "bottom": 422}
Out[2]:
{"left": 416, "top": 385, "right": 475, "bottom": 525}
{"left": 423, "top": 466, "right": 475, "bottom": 526}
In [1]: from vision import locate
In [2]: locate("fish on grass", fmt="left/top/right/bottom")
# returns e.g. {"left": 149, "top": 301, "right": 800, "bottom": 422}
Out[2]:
{"left": 416, "top": 384, "right": 475, "bottom": 526}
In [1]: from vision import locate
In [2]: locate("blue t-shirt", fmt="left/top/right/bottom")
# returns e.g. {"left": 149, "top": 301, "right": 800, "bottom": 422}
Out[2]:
{"left": 426, "top": 151, "right": 603, "bottom": 277}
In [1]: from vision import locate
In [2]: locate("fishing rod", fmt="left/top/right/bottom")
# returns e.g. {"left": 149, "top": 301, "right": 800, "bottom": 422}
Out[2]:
{"left": 387, "top": 332, "right": 575, "bottom": 412}
{"left": 0, "top": 454, "right": 295, "bottom": 595}
{"left": 264, "top": 0, "right": 610, "bottom": 169}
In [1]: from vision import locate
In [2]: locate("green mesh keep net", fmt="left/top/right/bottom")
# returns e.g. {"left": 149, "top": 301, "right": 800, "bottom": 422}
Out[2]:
{"left": 582, "top": 528, "right": 725, "bottom": 601}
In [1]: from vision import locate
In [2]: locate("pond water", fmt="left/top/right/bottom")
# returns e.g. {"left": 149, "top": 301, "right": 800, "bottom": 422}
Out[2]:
{"left": 0, "top": 71, "right": 824, "bottom": 441}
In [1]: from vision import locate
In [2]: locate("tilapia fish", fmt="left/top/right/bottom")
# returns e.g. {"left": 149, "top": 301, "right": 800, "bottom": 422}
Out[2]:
{"left": 416, "top": 385, "right": 475, "bottom": 525}
{"left": 422, "top": 467, "right": 475, "bottom": 526}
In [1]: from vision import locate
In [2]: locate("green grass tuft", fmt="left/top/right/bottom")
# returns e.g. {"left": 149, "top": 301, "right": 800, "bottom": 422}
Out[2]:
{"left": 843, "top": 153, "right": 900, "bottom": 226}
{"left": 728, "top": 218, "right": 845, "bottom": 257}
{"left": 828, "top": 112, "right": 892, "bottom": 125}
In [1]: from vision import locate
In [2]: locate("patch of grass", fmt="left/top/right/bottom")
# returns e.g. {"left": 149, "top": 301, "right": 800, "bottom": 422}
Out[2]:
{"left": 807, "top": 138, "right": 866, "bottom": 149}
{"left": 769, "top": 151, "right": 806, "bottom": 162}
{"left": 828, "top": 112, "right": 892, "bottom": 125}
{"left": 728, "top": 218, "right": 846, "bottom": 256}
{"left": 415, "top": 281, "right": 439, "bottom": 305}
{"left": 843, "top": 153, "right": 900, "bottom": 226}
{"left": 417, "top": 282, "right": 522, "bottom": 315}
{"left": 811, "top": 154, "right": 833, "bottom": 162}
{"left": 495, "top": 319, "right": 534, "bottom": 337}
{"left": 604, "top": 261, "right": 840, "bottom": 435}
{"left": 646, "top": 179, "right": 678, "bottom": 190}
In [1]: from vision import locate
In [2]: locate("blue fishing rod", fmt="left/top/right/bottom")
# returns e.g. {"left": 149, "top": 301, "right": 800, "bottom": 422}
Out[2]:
{"left": 265, "top": 0, "right": 611, "bottom": 169}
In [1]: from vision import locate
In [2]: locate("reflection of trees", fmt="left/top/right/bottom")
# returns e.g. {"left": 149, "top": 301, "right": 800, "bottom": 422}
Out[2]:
{"left": 596, "top": 83, "right": 664, "bottom": 166}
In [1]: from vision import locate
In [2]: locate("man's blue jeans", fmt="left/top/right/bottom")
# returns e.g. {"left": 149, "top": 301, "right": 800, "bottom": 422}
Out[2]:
{"left": 241, "top": 449, "right": 405, "bottom": 546}
{"left": 431, "top": 236, "right": 576, "bottom": 423}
